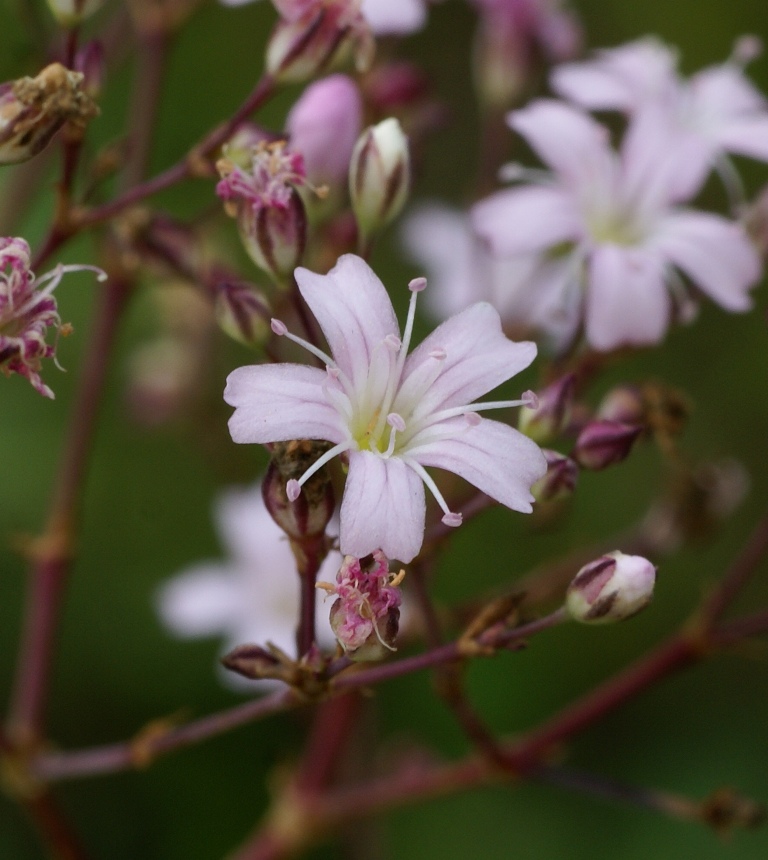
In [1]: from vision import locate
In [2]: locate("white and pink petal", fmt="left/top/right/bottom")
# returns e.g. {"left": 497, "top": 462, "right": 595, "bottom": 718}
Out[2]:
{"left": 225, "top": 363, "right": 344, "bottom": 444}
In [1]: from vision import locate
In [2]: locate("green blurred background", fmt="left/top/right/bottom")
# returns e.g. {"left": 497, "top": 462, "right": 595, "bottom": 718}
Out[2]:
{"left": 2, "top": 0, "right": 768, "bottom": 856}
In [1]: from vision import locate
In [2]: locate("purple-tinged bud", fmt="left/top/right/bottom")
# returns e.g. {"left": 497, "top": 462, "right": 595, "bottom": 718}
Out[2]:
{"left": 74, "top": 42, "right": 105, "bottom": 99}
{"left": 566, "top": 551, "right": 656, "bottom": 624}
{"left": 320, "top": 550, "right": 402, "bottom": 661}
{"left": 266, "top": 0, "right": 374, "bottom": 84}
{"left": 518, "top": 373, "right": 575, "bottom": 444}
{"left": 596, "top": 384, "right": 645, "bottom": 425}
{"left": 217, "top": 141, "right": 308, "bottom": 285}
{"left": 47, "top": 0, "right": 104, "bottom": 26}
{"left": 573, "top": 420, "right": 642, "bottom": 471}
{"left": 364, "top": 61, "right": 430, "bottom": 113}
{"left": 0, "top": 63, "right": 98, "bottom": 165}
{"left": 286, "top": 74, "right": 362, "bottom": 189}
{"left": 531, "top": 449, "right": 578, "bottom": 502}
{"left": 349, "top": 118, "right": 410, "bottom": 239}
{"left": 263, "top": 440, "right": 336, "bottom": 541}
{"left": 221, "top": 642, "right": 283, "bottom": 682}
{"left": 214, "top": 280, "right": 271, "bottom": 347}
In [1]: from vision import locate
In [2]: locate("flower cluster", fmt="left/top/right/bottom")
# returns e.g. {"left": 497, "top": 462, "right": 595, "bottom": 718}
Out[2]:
{"left": 0, "top": 237, "right": 104, "bottom": 398}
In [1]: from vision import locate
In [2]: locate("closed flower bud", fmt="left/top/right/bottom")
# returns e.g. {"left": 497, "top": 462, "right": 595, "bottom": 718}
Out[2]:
{"left": 566, "top": 551, "right": 656, "bottom": 624}
{"left": 349, "top": 118, "right": 410, "bottom": 240}
{"left": 320, "top": 551, "right": 402, "bottom": 661}
{"left": 573, "top": 419, "right": 642, "bottom": 471}
{"left": 266, "top": 1, "right": 374, "bottom": 85}
{"left": 531, "top": 449, "right": 578, "bottom": 502}
{"left": 519, "top": 373, "right": 575, "bottom": 444}
{"left": 74, "top": 41, "right": 106, "bottom": 99}
{"left": 0, "top": 63, "right": 98, "bottom": 165}
{"left": 597, "top": 384, "right": 646, "bottom": 425}
{"left": 214, "top": 280, "right": 271, "bottom": 347}
{"left": 263, "top": 440, "right": 336, "bottom": 541}
{"left": 47, "top": 0, "right": 104, "bottom": 26}
{"left": 286, "top": 74, "right": 362, "bottom": 189}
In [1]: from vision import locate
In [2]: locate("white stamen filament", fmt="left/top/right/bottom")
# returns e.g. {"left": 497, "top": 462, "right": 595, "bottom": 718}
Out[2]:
{"left": 14, "top": 264, "right": 107, "bottom": 319}
{"left": 405, "top": 459, "right": 461, "bottom": 525}
{"left": 287, "top": 439, "right": 352, "bottom": 500}
{"left": 429, "top": 395, "right": 535, "bottom": 425}
{"left": 271, "top": 317, "right": 336, "bottom": 367}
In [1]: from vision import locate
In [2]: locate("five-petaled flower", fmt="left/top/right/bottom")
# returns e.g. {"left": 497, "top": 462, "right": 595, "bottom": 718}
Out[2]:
{"left": 224, "top": 255, "right": 547, "bottom": 563}
{"left": 471, "top": 99, "right": 762, "bottom": 351}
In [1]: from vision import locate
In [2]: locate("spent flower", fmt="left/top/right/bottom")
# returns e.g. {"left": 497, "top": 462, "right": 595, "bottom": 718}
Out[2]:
{"left": 318, "top": 549, "right": 403, "bottom": 660}
{"left": 225, "top": 254, "right": 547, "bottom": 563}
{"left": 0, "top": 237, "right": 105, "bottom": 398}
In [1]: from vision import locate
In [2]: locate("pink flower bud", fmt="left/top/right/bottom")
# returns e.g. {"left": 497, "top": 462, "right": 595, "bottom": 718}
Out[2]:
{"left": 286, "top": 74, "right": 362, "bottom": 188}
{"left": 349, "top": 118, "right": 410, "bottom": 239}
{"left": 531, "top": 449, "right": 578, "bottom": 502}
{"left": 74, "top": 42, "right": 106, "bottom": 99}
{"left": 566, "top": 551, "right": 656, "bottom": 624}
{"left": 0, "top": 63, "right": 98, "bottom": 165}
{"left": 322, "top": 550, "right": 402, "bottom": 661}
{"left": 263, "top": 440, "right": 336, "bottom": 541}
{"left": 573, "top": 420, "right": 642, "bottom": 471}
{"left": 596, "top": 384, "right": 645, "bottom": 425}
{"left": 518, "top": 373, "right": 575, "bottom": 444}
{"left": 266, "top": 0, "right": 374, "bottom": 84}
{"left": 214, "top": 280, "right": 271, "bottom": 347}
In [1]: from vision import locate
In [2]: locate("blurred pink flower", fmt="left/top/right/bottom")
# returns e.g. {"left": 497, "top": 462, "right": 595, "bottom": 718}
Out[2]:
{"left": 220, "top": 0, "right": 428, "bottom": 36}
{"left": 286, "top": 74, "right": 362, "bottom": 188}
{"left": 402, "top": 204, "right": 581, "bottom": 351}
{"left": 471, "top": 100, "right": 762, "bottom": 351}
{"left": 225, "top": 254, "right": 546, "bottom": 562}
{"left": 156, "top": 481, "right": 338, "bottom": 687}
{"left": 551, "top": 36, "right": 768, "bottom": 198}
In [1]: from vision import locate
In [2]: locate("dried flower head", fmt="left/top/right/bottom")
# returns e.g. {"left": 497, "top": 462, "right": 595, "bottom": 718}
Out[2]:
{"left": 0, "top": 63, "right": 98, "bottom": 165}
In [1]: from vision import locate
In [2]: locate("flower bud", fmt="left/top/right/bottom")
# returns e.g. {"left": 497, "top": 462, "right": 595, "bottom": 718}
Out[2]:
{"left": 266, "top": 1, "right": 374, "bottom": 85}
{"left": 74, "top": 41, "right": 106, "bottom": 99}
{"left": 321, "top": 551, "right": 402, "bottom": 661}
{"left": 286, "top": 74, "right": 362, "bottom": 189}
{"left": 349, "top": 118, "right": 410, "bottom": 240}
{"left": 214, "top": 280, "right": 271, "bottom": 347}
{"left": 531, "top": 449, "right": 578, "bottom": 502}
{"left": 596, "top": 384, "right": 645, "bottom": 425}
{"left": 566, "top": 551, "right": 656, "bottom": 624}
{"left": 573, "top": 420, "right": 642, "bottom": 471}
{"left": 519, "top": 373, "right": 575, "bottom": 444}
{"left": 263, "top": 440, "right": 336, "bottom": 541}
{"left": 47, "top": 0, "right": 104, "bottom": 26}
{"left": 0, "top": 63, "right": 98, "bottom": 165}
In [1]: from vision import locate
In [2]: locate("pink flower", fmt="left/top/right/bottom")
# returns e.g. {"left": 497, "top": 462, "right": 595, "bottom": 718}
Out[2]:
{"left": 286, "top": 74, "right": 362, "bottom": 188}
{"left": 0, "top": 237, "right": 105, "bottom": 398}
{"left": 224, "top": 254, "right": 546, "bottom": 563}
{"left": 551, "top": 36, "right": 768, "bottom": 198}
{"left": 471, "top": 100, "right": 762, "bottom": 351}
{"left": 402, "top": 204, "right": 581, "bottom": 351}
{"left": 221, "top": 0, "right": 428, "bottom": 36}
{"left": 156, "top": 481, "right": 338, "bottom": 686}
